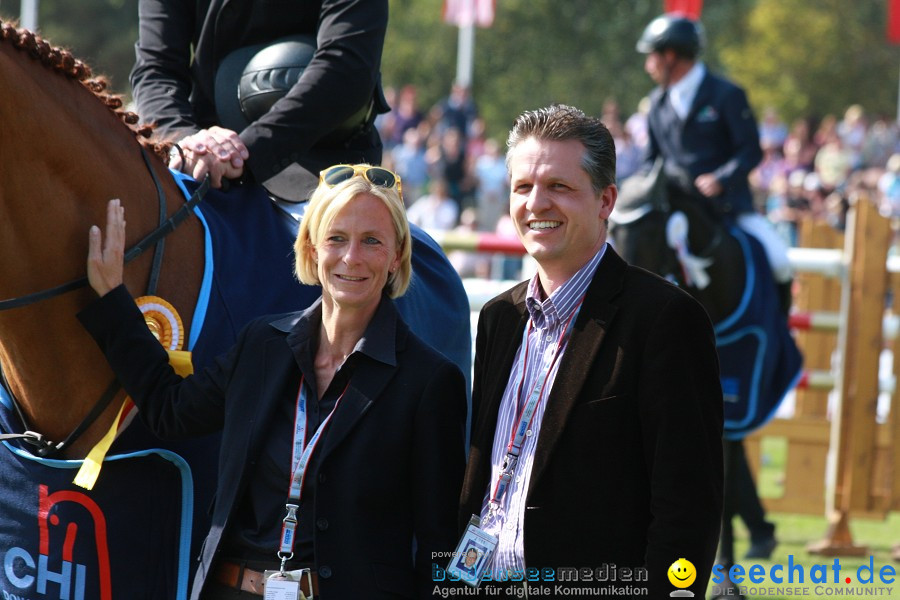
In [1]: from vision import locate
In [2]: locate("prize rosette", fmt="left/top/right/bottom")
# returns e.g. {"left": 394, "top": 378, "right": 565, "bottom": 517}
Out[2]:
{"left": 136, "top": 295, "right": 185, "bottom": 351}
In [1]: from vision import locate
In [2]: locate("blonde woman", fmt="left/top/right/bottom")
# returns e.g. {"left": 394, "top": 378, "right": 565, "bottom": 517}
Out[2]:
{"left": 82, "top": 165, "right": 466, "bottom": 600}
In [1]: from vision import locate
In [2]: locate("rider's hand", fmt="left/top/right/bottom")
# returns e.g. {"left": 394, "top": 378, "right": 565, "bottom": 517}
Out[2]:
{"left": 87, "top": 199, "right": 126, "bottom": 297}
{"left": 694, "top": 173, "right": 723, "bottom": 198}
{"left": 169, "top": 126, "right": 249, "bottom": 188}
{"left": 182, "top": 148, "right": 245, "bottom": 188}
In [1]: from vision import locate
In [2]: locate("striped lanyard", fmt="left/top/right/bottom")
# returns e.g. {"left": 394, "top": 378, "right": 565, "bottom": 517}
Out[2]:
{"left": 485, "top": 296, "right": 584, "bottom": 521}
{"left": 278, "top": 374, "right": 348, "bottom": 570}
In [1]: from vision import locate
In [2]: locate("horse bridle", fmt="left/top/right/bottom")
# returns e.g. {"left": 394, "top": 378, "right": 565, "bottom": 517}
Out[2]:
{"left": 0, "top": 148, "right": 210, "bottom": 456}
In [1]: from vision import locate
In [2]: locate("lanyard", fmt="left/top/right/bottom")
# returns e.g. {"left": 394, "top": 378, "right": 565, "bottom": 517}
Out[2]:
{"left": 278, "top": 374, "right": 348, "bottom": 571}
{"left": 485, "top": 296, "right": 584, "bottom": 521}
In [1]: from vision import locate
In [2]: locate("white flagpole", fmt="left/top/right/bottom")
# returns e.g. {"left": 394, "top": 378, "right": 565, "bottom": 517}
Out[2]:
{"left": 20, "top": 0, "right": 38, "bottom": 30}
{"left": 456, "top": 22, "right": 474, "bottom": 88}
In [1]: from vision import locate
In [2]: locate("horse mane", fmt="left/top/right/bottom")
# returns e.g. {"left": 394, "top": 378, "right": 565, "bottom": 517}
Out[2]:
{"left": 0, "top": 20, "right": 172, "bottom": 162}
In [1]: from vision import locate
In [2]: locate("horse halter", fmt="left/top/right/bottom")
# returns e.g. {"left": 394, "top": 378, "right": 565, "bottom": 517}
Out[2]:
{"left": 0, "top": 149, "right": 208, "bottom": 311}
{"left": 0, "top": 148, "right": 210, "bottom": 456}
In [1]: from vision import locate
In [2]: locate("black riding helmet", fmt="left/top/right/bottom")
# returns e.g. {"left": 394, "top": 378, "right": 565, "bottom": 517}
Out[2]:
{"left": 214, "top": 34, "right": 373, "bottom": 144}
{"left": 636, "top": 14, "right": 704, "bottom": 59}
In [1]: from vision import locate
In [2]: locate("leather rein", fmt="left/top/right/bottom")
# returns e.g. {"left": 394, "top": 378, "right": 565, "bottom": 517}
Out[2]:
{"left": 0, "top": 148, "right": 210, "bottom": 456}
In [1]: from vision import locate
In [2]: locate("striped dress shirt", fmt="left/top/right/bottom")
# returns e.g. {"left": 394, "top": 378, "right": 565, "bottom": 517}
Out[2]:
{"left": 478, "top": 244, "right": 607, "bottom": 576}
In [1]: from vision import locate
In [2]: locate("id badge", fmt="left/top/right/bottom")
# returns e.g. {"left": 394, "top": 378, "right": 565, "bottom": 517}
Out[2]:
{"left": 262, "top": 570, "right": 306, "bottom": 600}
{"left": 446, "top": 515, "right": 498, "bottom": 587}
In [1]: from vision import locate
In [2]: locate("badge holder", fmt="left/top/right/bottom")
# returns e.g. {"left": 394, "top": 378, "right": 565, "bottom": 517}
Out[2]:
{"left": 447, "top": 515, "right": 499, "bottom": 587}
{"left": 266, "top": 504, "right": 308, "bottom": 599}
{"left": 262, "top": 569, "right": 312, "bottom": 600}
{"left": 268, "top": 378, "right": 347, "bottom": 600}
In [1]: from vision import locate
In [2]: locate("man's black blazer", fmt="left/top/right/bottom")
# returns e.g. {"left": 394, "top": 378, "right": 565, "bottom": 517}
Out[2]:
{"left": 459, "top": 247, "right": 724, "bottom": 597}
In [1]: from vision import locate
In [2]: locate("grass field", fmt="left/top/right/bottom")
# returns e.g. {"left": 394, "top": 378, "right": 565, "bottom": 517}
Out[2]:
{"left": 708, "top": 438, "right": 900, "bottom": 599}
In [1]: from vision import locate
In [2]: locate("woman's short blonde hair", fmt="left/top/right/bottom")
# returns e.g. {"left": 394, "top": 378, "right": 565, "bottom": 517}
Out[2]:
{"left": 294, "top": 172, "right": 412, "bottom": 298}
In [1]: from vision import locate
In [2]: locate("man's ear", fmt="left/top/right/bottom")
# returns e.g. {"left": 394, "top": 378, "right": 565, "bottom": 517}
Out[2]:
{"left": 598, "top": 184, "right": 618, "bottom": 220}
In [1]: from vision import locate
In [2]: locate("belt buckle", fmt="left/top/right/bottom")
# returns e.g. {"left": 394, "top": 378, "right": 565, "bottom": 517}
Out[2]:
{"left": 299, "top": 567, "right": 314, "bottom": 600}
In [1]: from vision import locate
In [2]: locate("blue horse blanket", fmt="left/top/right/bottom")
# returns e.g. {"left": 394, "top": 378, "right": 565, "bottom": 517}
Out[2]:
{"left": 716, "top": 227, "right": 803, "bottom": 440}
{"left": 0, "top": 443, "right": 194, "bottom": 600}
{"left": 0, "top": 176, "right": 471, "bottom": 600}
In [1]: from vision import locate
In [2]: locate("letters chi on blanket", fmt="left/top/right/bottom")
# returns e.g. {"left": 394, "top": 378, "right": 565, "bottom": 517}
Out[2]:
{"left": 0, "top": 443, "right": 194, "bottom": 600}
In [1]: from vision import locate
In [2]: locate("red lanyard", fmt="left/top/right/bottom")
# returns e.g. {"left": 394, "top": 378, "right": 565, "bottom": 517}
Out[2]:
{"left": 487, "top": 296, "right": 584, "bottom": 513}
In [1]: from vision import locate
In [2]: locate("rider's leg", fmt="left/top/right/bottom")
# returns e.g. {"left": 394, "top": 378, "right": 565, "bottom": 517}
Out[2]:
{"left": 735, "top": 212, "right": 794, "bottom": 316}
{"left": 735, "top": 213, "right": 793, "bottom": 283}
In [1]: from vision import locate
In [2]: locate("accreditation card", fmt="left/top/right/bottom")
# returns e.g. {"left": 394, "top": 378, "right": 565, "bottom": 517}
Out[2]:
{"left": 262, "top": 570, "right": 306, "bottom": 600}
{"left": 446, "top": 515, "right": 498, "bottom": 587}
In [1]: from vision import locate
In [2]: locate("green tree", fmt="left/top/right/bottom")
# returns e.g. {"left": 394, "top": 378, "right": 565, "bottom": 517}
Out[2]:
{"left": 720, "top": 0, "right": 900, "bottom": 124}
{"left": 11, "top": 0, "right": 900, "bottom": 142}
{"left": 472, "top": 0, "right": 659, "bottom": 140}
{"left": 384, "top": 0, "right": 665, "bottom": 141}
{"left": 38, "top": 0, "right": 139, "bottom": 96}
{"left": 383, "top": 0, "right": 757, "bottom": 142}
{"left": 383, "top": 0, "right": 458, "bottom": 112}
{"left": 0, "top": 0, "right": 142, "bottom": 98}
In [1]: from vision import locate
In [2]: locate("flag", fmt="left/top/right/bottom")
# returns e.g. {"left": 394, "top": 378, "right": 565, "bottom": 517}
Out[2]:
{"left": 889, "top": 0, "right": 900, "bottom": 44}
{"left": 664, "top": 0, "right": 703, "bottom": 19}
{"left": 443, "top": 0, "right": 496, "bottom": 28}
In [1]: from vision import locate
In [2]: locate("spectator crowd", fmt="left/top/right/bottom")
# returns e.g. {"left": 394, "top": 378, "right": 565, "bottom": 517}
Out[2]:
{"left": 378, "top": 84, "right": 900, "bottom": 280}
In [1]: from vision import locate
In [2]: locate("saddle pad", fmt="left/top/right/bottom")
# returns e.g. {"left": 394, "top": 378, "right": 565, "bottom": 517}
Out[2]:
{"left": 716, "top": 227, "right": 803, "bottom": 439}
{"left": 0, "top": 442, "right": 193, "bottom": 600}
{"left": 171, "top": 174, "right": 321, "bottom": 369}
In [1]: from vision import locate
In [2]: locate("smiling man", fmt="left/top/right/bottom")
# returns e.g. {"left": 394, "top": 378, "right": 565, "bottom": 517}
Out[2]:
{"left": 458, "top": 105, "right": 724, "bottom": 598}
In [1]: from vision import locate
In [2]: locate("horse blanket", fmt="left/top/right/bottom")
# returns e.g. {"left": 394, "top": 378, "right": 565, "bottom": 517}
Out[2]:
{"left": 0, "top": 175, "right": 471, "bottom": 600}
{"left": 0, "top": 441, "right": 194, "bottom": 600}
{"left": 716, "top": 227, "right": 803, "bottom": 439}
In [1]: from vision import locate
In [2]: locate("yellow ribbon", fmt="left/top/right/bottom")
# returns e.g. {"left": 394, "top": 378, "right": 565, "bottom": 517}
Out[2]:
{"left": 73, "top": 398, "right": 132, "bottom": 490}
{"left": 166, "top": 349, "right": 195, "bottom": 377}
{"left": 73, "top": 349, "right": 194, "bottom": 490}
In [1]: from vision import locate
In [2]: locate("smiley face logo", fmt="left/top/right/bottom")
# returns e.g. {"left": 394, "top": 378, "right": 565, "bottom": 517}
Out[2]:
{"left": 668, "top": 558, "right": 696, "bottom": 589}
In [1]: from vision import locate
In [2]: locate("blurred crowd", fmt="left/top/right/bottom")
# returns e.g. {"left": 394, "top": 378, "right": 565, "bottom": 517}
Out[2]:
{"left": 378, "top": 82, "right": 515, "bottom": 280}
{"left": 746, "top": 104, "right": 900, "bottom": 246}
{"left": 378, "top": 83, "right": 900, "bottom": 280}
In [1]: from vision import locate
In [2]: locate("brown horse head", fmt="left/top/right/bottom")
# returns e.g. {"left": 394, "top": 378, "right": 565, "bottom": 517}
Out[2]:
{"left": 0, "top": 21, "right": 203, "bottom": 457}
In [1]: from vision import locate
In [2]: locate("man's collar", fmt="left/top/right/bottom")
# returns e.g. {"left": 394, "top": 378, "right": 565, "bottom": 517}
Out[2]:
{"left": 668, "top": 61, "right": 706, "bottom": 118}
{"left": 525, "top": 243, "right": 607, "bottom": 321}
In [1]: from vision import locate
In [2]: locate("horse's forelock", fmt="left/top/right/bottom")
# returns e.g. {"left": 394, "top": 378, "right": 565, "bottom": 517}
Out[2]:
{"left": 0, "top": 19, "right": 171, "bottom": 162}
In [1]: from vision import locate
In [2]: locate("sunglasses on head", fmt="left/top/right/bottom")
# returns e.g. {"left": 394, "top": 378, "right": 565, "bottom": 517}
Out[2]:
{"left": 319, "top": 164, "right": 403, "bottom": 197}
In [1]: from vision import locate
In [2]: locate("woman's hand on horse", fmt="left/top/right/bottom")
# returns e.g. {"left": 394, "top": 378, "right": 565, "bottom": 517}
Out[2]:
{"left": 171, "top": 127, "right": 249, "bottom": 188}
{"left": 87, "top": 199, "right": 126, "bottom": 297}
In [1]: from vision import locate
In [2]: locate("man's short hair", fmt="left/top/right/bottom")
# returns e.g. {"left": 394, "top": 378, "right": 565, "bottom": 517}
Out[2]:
{"left": 506, "top": 104, "right": 616, "bottom": 194}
